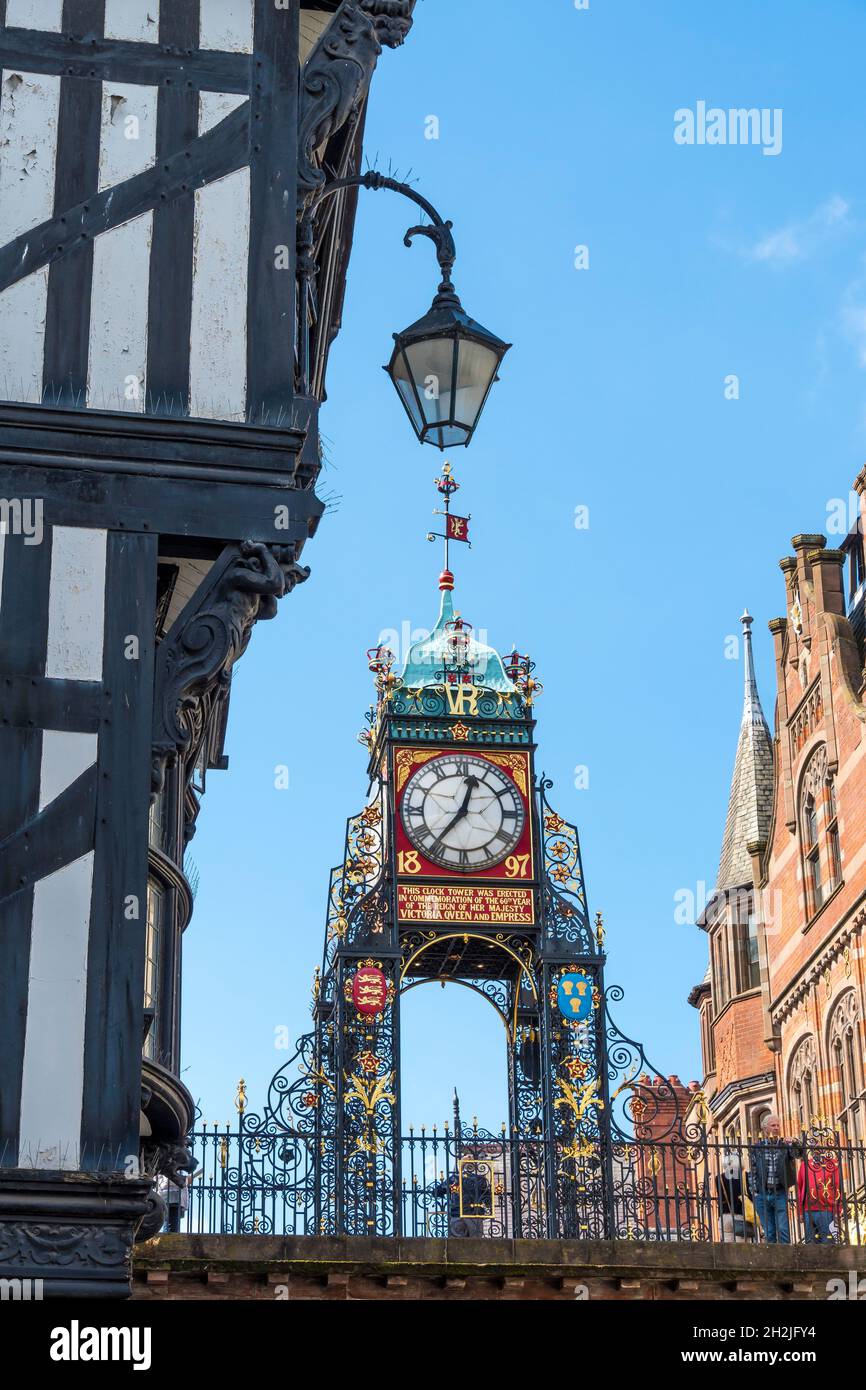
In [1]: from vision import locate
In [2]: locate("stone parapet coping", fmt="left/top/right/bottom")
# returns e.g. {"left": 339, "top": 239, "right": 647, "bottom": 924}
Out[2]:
{"left": 133, "top": 1235, "right": 866, "bottom": 1301}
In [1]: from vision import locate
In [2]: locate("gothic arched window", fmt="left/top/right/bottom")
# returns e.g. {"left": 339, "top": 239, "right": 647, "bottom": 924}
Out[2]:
{"left": 787, "top": 1036, "right": 817, "bottom": 1135}
{"left": 800, "top": 746, "right": 835, "bottom": 917}
{"left": 829, "top": 991, "right": 863, "bottom": 1148}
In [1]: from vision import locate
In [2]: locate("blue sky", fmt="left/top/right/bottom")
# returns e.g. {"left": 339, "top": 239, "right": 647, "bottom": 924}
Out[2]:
{"left": 181, "top": 0, "right": 866, "bottom": 1131}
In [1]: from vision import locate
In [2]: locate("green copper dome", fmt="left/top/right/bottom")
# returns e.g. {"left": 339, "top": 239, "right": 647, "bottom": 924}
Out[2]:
{"left": 400, "top": 588, "right": 516, "bottom": 693}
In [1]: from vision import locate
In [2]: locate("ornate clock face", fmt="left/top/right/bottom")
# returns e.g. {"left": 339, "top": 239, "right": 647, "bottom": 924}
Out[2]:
{"left": 400, "top": 754, "right": 526, "bottom": 872}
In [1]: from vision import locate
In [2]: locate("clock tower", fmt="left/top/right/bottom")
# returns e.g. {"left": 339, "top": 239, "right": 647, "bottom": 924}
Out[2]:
{"left": 280, "top": 463, "right": 619, "bottom": 1238}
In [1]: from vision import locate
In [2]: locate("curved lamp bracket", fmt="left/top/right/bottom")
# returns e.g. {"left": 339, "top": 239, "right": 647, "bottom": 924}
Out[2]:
{"left": 403, "top": 220, "right": 456, "bottom": 292}
{"left": 307, "top": 170, "right": 459, "bottom": 292}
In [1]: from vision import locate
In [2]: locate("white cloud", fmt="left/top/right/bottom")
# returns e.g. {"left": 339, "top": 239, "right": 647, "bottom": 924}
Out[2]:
{"left": 746, "top": 194, "right": 851, "bottom": 266}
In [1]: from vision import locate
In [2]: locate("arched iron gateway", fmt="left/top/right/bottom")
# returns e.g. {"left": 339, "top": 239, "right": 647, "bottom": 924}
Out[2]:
{"left": 181, "top": 464, "right": 706, "bottom": 1241}
{"left": 181, "top": 791, "right": 692, "bottom": 1241}
{"left": 224, "top": 771, "right": 689, "bottom": 1241}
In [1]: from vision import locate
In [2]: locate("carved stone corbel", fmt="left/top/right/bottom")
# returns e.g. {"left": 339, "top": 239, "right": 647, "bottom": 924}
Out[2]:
{"left": 298, "top": 0, "right": 416, "bottom": 202}
{"left": 152, "top": 541, "right": 309, "bottom": 795}
{"left": 136, "top": 1141, "right": 198, "bottom": 1243}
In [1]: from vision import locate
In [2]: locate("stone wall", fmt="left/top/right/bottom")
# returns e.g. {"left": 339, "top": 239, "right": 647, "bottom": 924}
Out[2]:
{"left": 133, "top": 1235, "right": 866, "bottom": 1301}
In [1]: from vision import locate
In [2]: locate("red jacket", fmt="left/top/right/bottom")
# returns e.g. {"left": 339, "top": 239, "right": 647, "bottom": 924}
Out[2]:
{"left": 797, "top": 1157, "right": 840, "bottom": 1213}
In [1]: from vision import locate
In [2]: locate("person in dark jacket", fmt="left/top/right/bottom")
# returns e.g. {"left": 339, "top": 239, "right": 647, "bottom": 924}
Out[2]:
{"left": 435, "top": 1160, "right": 492, "bottom": 1237}
{"left": 748, "top": 1114, "right": 800, "bottom": 1244}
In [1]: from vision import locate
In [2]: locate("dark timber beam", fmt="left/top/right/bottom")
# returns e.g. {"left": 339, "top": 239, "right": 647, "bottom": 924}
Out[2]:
{"left": 0, "top": 466, "right": 323, "bottom": 544}
{"left": 81, "top": 531, "right": 156, "bottom": 1165}
{"left": 145, "top": 0, "right": 201, "bottom": 414}
{"left": 0, "top": 527, "right": 50, "bottom": 1158}
{"left": 0, "top": 401, "right": 315, "bottom": 478}
{"left": 0, "top": 676, "right": 105, "bottom": 734}
{"left": 246, "top": 0, "right": 300, "bottom": 420}
{"left": 42, "top": 1, "right": 105, "bottom": 407}
{"left": 0, "top": 765, "right": 98, "bottom": 906}
{"left": 0, "top": 28, "right": 252, "bottom": 93}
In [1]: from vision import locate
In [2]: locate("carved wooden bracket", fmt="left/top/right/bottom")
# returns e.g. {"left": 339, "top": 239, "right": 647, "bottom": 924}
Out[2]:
{"left": 152, "top": 541, "right": 309, "bottom": 795}
{"left": 298, "top": 0, "right": 416, "bottom": 203}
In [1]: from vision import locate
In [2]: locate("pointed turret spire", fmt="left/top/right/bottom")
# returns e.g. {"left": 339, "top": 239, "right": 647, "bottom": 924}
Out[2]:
{"left": 715, "top": 611, "right": 775, "bottom": 892}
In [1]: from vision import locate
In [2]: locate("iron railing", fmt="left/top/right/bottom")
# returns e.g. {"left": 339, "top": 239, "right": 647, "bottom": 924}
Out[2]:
{"left": 165, "top": 1122, "right": 866, "bottom": 1245}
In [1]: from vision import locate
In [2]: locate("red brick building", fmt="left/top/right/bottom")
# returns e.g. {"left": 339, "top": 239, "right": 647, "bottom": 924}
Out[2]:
{"left": 689, "top": 468, "right": 866, "bottom": 1149}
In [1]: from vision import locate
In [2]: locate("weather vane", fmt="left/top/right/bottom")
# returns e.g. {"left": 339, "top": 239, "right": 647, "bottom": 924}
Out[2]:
{"left": 427, "top": 460, "right": 471, "bottom": 590}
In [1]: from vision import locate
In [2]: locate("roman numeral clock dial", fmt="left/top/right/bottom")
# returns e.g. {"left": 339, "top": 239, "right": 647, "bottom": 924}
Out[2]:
{"left": 400, "top": 755, "right": 525, "bottom": 872}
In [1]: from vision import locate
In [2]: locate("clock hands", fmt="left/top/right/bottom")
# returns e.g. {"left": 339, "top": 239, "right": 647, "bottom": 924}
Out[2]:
{"left": 402, "top": 757, "right": 525, "bottom": 871}
{"left": 439, "top": 775, "right": 481, "bottom": 838}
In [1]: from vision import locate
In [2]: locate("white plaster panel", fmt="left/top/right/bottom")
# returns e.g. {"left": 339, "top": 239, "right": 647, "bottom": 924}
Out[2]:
{"left": 45, "top": 527, "right": 107, "bottom": 681}
{"left": 104, "top": 0, "right": 159, "bottom": 42}
{"left": 39, "top": 730, "right": 98, "bottom": 813}
{"left": 199, "top": 89, "right": 246, "bottom": 135}
{"left": 87, "top": 81, "right": 157, "bottom": 410}
{"left": 88, "top": 212, "right": 152, "bottom": 411}
{"left": 0, "top": 269, "right": 49, "bottom": 405}
{"left": 6, "top": 0, "right": 63, "bottom": 28}
{"left": 189, "top": 166, "right": 249, "bottom": 420}
{"left": 0, "top": 70, "right": 60, "bottom": 241}
{"left": 18, "top": 851, "right": 95, "bottom": 1170}
{"left": 97, "top": 79, "right": 157, "bottom": 192}
{"left": 0, "top": 69, "right": 60, "bottom": 403}
{"left": 199, "top": 0, "right": 254, "bottom": 53}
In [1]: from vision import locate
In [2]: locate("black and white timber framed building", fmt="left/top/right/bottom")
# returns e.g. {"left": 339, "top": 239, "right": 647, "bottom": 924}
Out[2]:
{"left": 0, "top": 0, "right": 416, "bottom": 1297}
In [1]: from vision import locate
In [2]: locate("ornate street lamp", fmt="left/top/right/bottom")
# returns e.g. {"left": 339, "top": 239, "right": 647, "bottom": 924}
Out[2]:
{"left": 384, "top": 205, "right": 510, "bottom": 449}
{"left": 302, "top": 172, "right": 510, "bottom": 448}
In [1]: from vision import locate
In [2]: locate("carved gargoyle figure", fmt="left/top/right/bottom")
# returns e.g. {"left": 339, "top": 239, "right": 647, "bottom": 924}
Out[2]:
{"left": 364, "top": 0, "right": 415, "bottom": 47}
{"left": 298, "top": 0, "right": 415, "bottom": 201}
{"left": 158, "top": 1142, "right": 197, "bottom": 1189}
{"left": 135, "top": 1141, "right": 198, "bottom": 1243}
{"left": 152, "top": 542, "right": 309, "bottom": 795}
{"left": 140, "top": 1139, "right": 197, "bottom": 1188}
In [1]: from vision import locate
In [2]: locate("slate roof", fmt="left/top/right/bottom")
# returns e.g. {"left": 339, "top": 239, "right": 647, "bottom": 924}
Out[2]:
{"left": 715, "top": 611, "right": 775, "bottom": 892}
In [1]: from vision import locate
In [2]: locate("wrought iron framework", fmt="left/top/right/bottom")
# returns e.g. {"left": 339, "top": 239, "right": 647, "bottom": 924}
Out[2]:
{"left": 179, "top": 1107, "right": 866, "bottom": 1246}
{"left": 173, "top": 683, "right": 866, "bottom": 1241}
{"left": 182, "top": 749, "right": 757, "bottom": 1239}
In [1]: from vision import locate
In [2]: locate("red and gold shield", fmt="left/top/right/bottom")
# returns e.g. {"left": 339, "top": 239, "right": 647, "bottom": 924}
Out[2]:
{"left": 351, "top": 966, "right": 388, "bottom": 1016}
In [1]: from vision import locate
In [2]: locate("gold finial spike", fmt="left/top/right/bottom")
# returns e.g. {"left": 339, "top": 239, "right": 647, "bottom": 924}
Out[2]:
{"left": 313, "top": 967, "right": 321, "bottom": 999}
{"left": 235, "top": 1078, "right": 247, "bottom": 1115}
{"left": 595, "top": 911, "right": 605, "bottom": 948}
